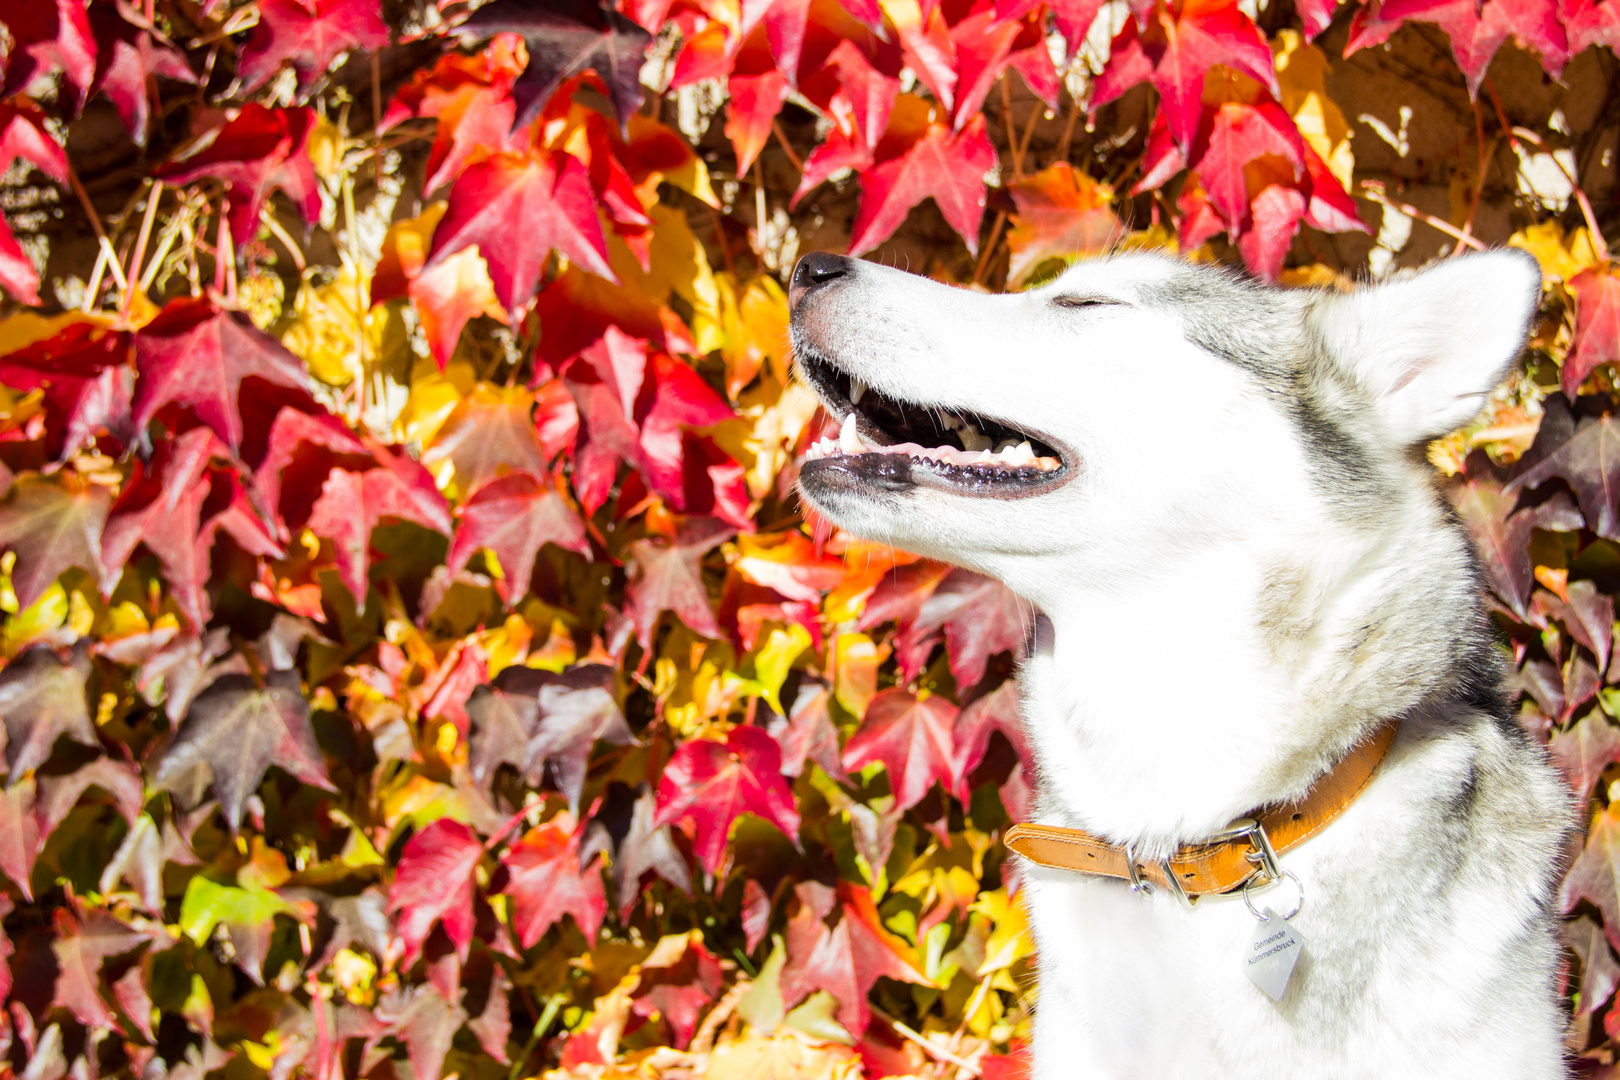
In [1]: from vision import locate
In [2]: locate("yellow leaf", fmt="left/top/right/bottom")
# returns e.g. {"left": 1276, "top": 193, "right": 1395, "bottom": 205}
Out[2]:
{"left": 750, "top": 622, "right": 812, "bottom": 715}
{"left": 307, "top": 116, "right": 346, "bottom": 180}
{"left": 0, "top": 310, "right": 110, "bottom": 356}
{"left": 737, "top": 936, "right": 788, "bottom": 1033}
{"left": 1274, "top": 31, "right": 1354, "bottom": 190}
{"left": 1004, "top": 164, "right": 1121, "bottom": 286}
{"left": 609, "top": 206, "right": 724, "bottom": 353}
{"left": 833, "top": 632, "right": 888, "bottom": 718}
{"left": 1509, "top": 221, "right": 1604, "bottom": 284}
{"left": 706, "top": 1030, "right": 861, "bottom": 1080}
{"left": 395, "top": 360, "right": 476, "bottom": 446}
{"left": 973, "top": 888, "right": 1034, "bottom": 975}
{"left": 282, "top": 262, "right": 379, "bottom": 386}
{"left": 376, "top": 203, "right": 448, "bottom": 290}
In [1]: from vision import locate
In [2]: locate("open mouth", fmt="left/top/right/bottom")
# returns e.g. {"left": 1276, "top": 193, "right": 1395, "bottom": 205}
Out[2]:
{"left": 795, "top": 349, "right": 1071, "bottom": 497}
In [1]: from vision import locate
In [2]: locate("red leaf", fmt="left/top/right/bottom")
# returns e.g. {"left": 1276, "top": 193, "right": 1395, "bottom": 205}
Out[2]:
{"left": 726, "top": 69, "right": 790, "bottom": 176}
{"left": 824, "top": 39, "right": 901, "bottom": 152}
{"left": 306, "top": 458, "right": 451, "bottom": 604}
{"left": 952, "top": 679, "right": 1030, "bottom": 796}
{"left": 843, "top": 688, "right": 958, "bottom": 811}
{"left": 1453, "top": 465, "right": 1582, "bottom": 616}
{"left": 455, "top": 0, "right": 654, "bottom": 130}
{"left": 1295, "top": 0, "right": 1341, "bottom": 37}
{"left": 1508, "top": 395, "right": 1620, "bottom": 541}
{"left": 850, "top": 113, "right": 995, "bottom": 255}
{"left": 1564, "top": 0, "right": 1620, "bottom": 56}
{"left": 0, "top": 473, "right": 110, "bottom": 608}
{"left": 427, "top": 150, "right": 616, "bottom": 313}
{"left": 103, "top": 428, "right": 282, "bottom": 628}
{"left": 1565, "top": 915, "right": 1620, "bottom": 1016}
{"left": 0, "top": 321, "right": 134, "bottom": 459}
{"left": 1192, "top": 102, "right": 1303, "bottom": 231}
{"left": 376, "top": 984, "right": 469, "bottom": 1080}
{"left": 386, "top": 44, "right": 530, "bottom": 195}
{"left": 237, "top": 0, "right": 389, "bottom": 91}
{"left": 0, "top": 218, "right": 41, "bottom": 305}
{"left": 609, "top": 785, "right": 692, "bottom": 915}
{"left": 741, "top": 879, "right": 772, "bottom": 953}
{"left": 423, "top": 386, "right": 553, "bottom": 494}
{"left": 772, "top": 684, "right": 849, "bottom": 782}
{"left": 947, "top": 9, "right": 1023, "bottom": 127}
{"left": 157, "top": 105, "right": 321, "bottom": 243}
{"left": 1565, "top": 267, "right": 1620, "bottom": 397}
{"left": 1549, "top": 710, "right": 1620, "bottom": 799}
{"left": 895, "top": 567, "right": 1026, "bottom": 688}
{"left": 1235, "top": 183, "right": 1307, "bottom": 280}
{"left": 1300, "top": 143, "right": 1367, "bottom": 234}
{"left": 654, "top": 726, "right": 801, "bottom": 874}
{"left": 1346, "top": 0, "right": 1510, "bottom": 95}
{"left": 133, "top": 297, "right": 309, "bottom": 453}
{"left": 639, "top": 352, "right": 737, "bottom": 503}
{"left": 781, "top": 883, "right": 929, "bottom": 1036}
{"left": 1004, "top": 162, "right": 1123, "bottom": 286}
{"left": 631, "top": 932, "right": 725, "bottom": 1048}
{"left": 450, "top": 472, "right": 589, "bottom": 601}
{"left": 153, "top": 670, "right": 333, "bottom": 830}
{"left": 0, "top": 781, "right": 39, "bottom": 899}
{"left": 88, "top": 10, "right": 196, "bottom": 146}
{"left": 388, "top": 819, "right": 484, "bottom": 967}
{"left": 625, "top": 518, "right": 734, "bottom": 646}
{"left": 500, "top": 811, "right": 607, "bottom": 947}
{"left": 0, "top": 102, "right": 69, "bottom": 184}
{"left": 50, "top": 905, "right": 154, "bottom": 1033}
{"left": 0, "top": 645, "right": 96, "bottom": 782}
{"left": 1, "top": 0, "right": 97, "bottom": 105}
{"left": 1095, "top": 0, "right": 1277, "bottom": 149}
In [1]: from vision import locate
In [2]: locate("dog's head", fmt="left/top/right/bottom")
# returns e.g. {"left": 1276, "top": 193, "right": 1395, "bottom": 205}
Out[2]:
{"left": 790, "top": 250, "right": 1541, "bottom": 608}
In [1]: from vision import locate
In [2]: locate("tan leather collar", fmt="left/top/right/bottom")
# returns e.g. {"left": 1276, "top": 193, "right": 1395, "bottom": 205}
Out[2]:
{"left": 1004, "top": 722, "right": 1400, "bottom": 897}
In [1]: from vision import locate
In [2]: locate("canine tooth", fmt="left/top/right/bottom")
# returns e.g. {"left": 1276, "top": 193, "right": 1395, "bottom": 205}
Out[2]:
{"left": 959, "top": 424, "right": 993, "bottom": 452}
{"left": 850, "top": 378, "right": 867, "bottom": 405}
{"left": 840, "top": 413, "right": 864, "bottom": 454}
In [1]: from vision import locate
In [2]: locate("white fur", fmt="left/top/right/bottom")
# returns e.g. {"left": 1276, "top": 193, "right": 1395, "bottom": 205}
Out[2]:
{"left": 791, "top": 251, "right": 1570, "bottom": 1078}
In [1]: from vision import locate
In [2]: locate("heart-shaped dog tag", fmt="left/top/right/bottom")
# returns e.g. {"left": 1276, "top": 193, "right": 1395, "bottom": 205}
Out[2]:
{"left": 1244, "top": 908, "right": 1305, "bottom": 1002}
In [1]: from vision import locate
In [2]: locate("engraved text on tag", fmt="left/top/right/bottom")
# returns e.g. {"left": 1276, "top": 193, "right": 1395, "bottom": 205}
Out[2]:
{"left": 1245, "top": 908, "right": 1305, "bottom": 1002}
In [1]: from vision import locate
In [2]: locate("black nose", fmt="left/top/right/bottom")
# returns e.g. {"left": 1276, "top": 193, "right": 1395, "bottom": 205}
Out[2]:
{"left": 788, "top": 252, "right": 854, "bottom": 313}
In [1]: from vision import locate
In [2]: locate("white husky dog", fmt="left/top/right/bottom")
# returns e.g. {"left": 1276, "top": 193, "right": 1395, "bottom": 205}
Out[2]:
{"left": 787, "top": 249, "right": 1574, "bottom": 1079}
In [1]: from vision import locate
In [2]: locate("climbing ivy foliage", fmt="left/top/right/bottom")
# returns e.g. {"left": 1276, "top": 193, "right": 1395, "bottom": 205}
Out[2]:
{"left": 0, "top": 0, "right": 1617, "bottom": 1076}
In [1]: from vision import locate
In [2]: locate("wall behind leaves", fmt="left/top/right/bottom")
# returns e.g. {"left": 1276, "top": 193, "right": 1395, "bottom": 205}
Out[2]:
{"left": 0, "top": 0, "right": 1616, "bottom": 1077}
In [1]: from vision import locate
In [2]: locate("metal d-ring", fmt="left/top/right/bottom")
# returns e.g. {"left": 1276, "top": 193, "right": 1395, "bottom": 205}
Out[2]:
{"left": 1126, "top": 856, "right": 1154, "bottom": 896}
{"left": 1243, "top": 867, "right": 1304, "bottom": 922}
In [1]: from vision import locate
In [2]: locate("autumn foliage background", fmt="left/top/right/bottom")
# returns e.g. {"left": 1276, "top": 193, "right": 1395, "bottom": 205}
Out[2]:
{"left": 0, "top": 0, "right": 1616, "bottom": 1076}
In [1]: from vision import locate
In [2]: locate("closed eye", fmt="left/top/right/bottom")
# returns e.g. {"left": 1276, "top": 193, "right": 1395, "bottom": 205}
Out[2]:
{"left": 1053, "top": 295, "right": 1122, "bottom": 309}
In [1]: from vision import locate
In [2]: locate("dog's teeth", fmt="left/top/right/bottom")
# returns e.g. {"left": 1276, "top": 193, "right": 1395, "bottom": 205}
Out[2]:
{"left": 960, "top": 424, "right": 993, "bottom": 452}
{"left": 940, "top": 413, "right": 961, "bottom": 431}
{"left": 1010, "top": 441, "right": 1036, "bottom": 464}
{"left": 849, "top": 378, "right": 867, "bottom": 406}
{"left": 994, "top": 439, "right": 1017, "bottom": 455}
{"left": 840, "top": 413, "right": 864, "bottom": 454}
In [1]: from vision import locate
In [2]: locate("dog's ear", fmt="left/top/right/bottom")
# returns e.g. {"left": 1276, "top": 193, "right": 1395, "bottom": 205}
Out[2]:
{"left": 1310, "top": 250, "right": 1541, "bottom": 445}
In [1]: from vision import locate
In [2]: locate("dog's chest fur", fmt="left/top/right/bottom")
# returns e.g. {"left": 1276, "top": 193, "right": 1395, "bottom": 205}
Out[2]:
{"left": 1017, "top": 657, "right": 1572, "bottom": 1079}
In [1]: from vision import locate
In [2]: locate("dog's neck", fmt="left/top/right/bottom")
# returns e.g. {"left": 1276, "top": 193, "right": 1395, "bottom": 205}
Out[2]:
{"left": 1011, "top": 491, "right": 1493, "bottom": 857}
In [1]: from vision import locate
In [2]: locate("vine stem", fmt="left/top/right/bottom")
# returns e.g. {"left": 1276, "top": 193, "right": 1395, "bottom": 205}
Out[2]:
{"left": 67, "top": 166, "right": 129, "bottom": 293}
{"left": 1508, "top": 125, "right": 1610, "bottom": 264}
{"left": 771, "top": 118, "right": 803, "bottom": 171}
{"left": 1359, "top": 181, "right": 1485, "bottom": 251}
{"left": 872, "top": 1007, "right": 983, "bottom": 1076}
